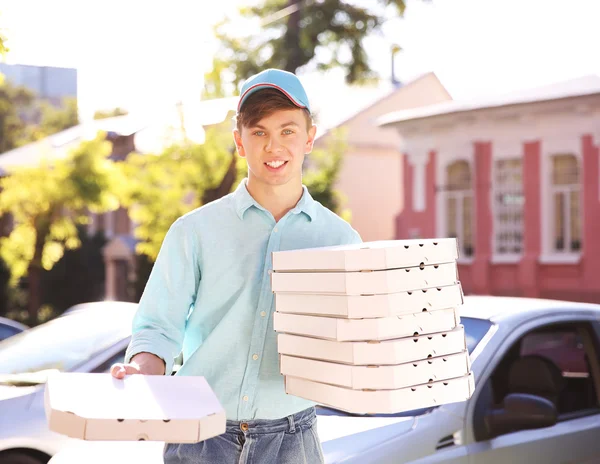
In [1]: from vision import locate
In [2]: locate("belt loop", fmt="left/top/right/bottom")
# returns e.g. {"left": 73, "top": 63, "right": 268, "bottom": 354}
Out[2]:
{"left": 287, "top": 413, "right": 296, "bottom": 433}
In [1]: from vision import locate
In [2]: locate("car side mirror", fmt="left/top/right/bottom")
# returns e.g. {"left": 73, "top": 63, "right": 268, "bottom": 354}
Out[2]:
{"left": 485, "top": 393, "right": 558, "bottom": 438}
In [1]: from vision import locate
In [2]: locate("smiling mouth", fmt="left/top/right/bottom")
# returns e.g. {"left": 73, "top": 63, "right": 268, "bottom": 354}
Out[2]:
{"left": 265, "top": 160, "right": 288, "bottom": 169}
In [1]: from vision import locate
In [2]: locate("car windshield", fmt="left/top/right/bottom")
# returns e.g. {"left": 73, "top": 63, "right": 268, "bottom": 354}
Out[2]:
{"left": 0, "top": 306, "right": 134, "bottom": 378}
{"left": 316, "top": 316, "right": 494, "bottom": 418}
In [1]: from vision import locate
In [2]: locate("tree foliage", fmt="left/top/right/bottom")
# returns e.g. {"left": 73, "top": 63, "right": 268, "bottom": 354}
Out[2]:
{"left": 0, "top": 133, "right": 123, "bottom": 321}
{"left": 94, "top": 107, "right": 129, "bottom": 120}
{"left": 0, "top": 80, "right": 35, "bottom": 153}
{"left": 303, "top": 127, "right": 350, "bottom": 220}
{"left": 119, "top": 126, "right": 234, "bottom": 261}
{"left": 21, "top": 96, "right": 80, "bottom": 143}
{"left": 210, "top": 0, "right": 409, "bottom": 88}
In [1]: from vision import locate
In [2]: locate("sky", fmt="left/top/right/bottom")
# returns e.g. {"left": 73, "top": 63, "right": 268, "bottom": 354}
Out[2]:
{"left": 1, "top": 0, "right": 599, "bottom": 122}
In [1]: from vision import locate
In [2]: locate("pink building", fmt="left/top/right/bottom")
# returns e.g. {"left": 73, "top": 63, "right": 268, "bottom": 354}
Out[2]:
{"left": 378, "top": 75, "right": 600, "bottom": 303}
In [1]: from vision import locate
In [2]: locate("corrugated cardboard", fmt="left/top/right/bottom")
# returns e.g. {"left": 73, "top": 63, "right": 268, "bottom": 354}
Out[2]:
{"left": 280, "top": 351, "right": 471, "bottom": 390}
{"left": 284, "top": 373, "right": 475, "bottom": 414}
{"left": 274, "top": 283, "right": 464, "bottom": 319}
{"left": 271, "top": 262, "right": 458, "bottom": 295}
{"left": 274, "top": 307, "right": 460, "bottom": 341}
{"left": 45, "top": 373, "right": 226, "bottom": 443}
{"left": 277, "top": 326, "right": 467, "bottom": 365}
{"left": 272, "top": 238, "right": 459, "bottom": 272}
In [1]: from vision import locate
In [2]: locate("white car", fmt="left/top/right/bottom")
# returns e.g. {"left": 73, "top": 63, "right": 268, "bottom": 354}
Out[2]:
{"left": 3, "top": 297, "right": 600, "bottom": 464}
{"left": 0, "top": 302, "right": 137, "bottom": 464}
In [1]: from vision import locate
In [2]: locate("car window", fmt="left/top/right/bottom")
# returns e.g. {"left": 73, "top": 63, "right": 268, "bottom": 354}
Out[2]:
{"left": 521, "top": 330, "right": 588, "bottom": 377}
{"left": 475, "top": 322, "right": 600, "bottom": 441}
{"left": 462, "top": 317, "right": 493, "bottom": 354}
{"left": 519, "top": 327, "right": 598, "bottom": 415}
{"left": 0, "top": 324, "right": 20, "bottom": 342}
{"left": 0, "top": 308, "right": 133, "bottom": 375}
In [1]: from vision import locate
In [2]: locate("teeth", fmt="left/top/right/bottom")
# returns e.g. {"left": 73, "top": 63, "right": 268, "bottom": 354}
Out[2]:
{"left": 266, "top": 160, "right": 285, "bottom": 168}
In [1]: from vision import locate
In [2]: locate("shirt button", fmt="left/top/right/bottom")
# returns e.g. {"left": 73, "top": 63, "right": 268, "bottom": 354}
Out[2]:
{"left": 252, "top": 354, "right": 259, "bottom": 360}
{"left": 274, "top": 227, "right": 278, "bottom": 232}
{"left": 243, "top": 395, "right": 249, "bottom": 402}
{"left": 260, "top": 311, "right": 266, "bottom": 317}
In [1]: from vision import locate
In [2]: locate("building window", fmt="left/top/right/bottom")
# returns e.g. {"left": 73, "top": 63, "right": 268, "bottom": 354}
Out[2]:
{"left": 550, "top": 154, "right": 581, "bottom": 253}
{"left": 493, "top": 159, "right": 524, "bottom": 255}
{"left": 445, "top": 160, "right": 474, "bottom": 257}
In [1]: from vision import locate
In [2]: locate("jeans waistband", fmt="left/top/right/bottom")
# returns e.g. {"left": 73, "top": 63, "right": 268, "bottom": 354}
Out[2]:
{"left": 226, "top": 407, "right": 316, "bottom": 434}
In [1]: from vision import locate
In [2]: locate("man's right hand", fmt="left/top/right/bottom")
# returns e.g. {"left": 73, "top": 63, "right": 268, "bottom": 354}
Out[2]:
{"left": 110, "top": 352, "right": 166, "bottom": 379}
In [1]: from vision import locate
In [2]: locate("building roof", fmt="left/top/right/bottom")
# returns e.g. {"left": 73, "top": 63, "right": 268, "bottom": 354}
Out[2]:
{"left": 0, "top": 97, "right": 239, "bottom": 175}
{"left": 377, "top": 74, "right": 600, "bottom": 127}
{"left": 0, "top": 115, "right": 145, "bottom": 175}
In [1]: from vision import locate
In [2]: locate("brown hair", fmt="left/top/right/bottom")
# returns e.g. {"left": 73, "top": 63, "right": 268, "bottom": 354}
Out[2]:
{"left": 236, "top": 88, "right": 312, "bottom": 132}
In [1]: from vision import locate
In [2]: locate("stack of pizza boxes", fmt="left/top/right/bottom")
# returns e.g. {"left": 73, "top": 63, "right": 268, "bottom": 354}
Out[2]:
{"left": 271, "top": 238, "right": 475, "bottom": 414}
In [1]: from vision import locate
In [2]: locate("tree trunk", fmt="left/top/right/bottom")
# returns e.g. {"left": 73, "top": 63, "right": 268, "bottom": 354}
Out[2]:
{"left": 27, "top": 262, "right": 42, "bottom": 324}
{"left": 284, "top": 0, "right": 303, "bottom": 72}
{"left": 27, "top": 217, "right": 51, "bottom": 324}
{"left": 202, "top": 149, "right": 238, "bottom": 205}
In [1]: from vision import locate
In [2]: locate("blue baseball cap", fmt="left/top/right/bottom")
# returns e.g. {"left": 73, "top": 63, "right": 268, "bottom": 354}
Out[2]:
{"left": 237, "top": 68, "right": 311, "bottom": 114}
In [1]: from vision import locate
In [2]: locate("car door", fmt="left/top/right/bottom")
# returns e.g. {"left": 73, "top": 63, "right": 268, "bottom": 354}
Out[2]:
{"left": 467, "top": 317, "right": 600, "bottom": 464}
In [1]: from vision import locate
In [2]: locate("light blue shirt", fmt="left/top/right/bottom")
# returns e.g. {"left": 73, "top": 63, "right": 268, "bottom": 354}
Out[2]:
{"left": 125, "top": 179, "right": 362, "bottom": 420}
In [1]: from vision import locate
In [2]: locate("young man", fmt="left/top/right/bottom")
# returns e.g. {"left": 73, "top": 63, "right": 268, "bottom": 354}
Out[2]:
{"left": 111, "top": 68, "right": 362, "bottom": 463}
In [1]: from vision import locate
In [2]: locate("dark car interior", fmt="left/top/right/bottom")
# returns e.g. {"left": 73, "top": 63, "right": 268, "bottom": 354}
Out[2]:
{"left": 473, "top": 322, "right": 600, "bottom": 441}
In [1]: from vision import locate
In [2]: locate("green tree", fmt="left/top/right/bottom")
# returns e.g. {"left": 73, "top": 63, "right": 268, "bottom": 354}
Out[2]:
{"left": 210, "top": 0, "right": 410, "bottom": 87}
{"left": 303, "top": 127, "right": 351, "bottom": 219}
{"left": 94, "top": 107, "right": 129, "bottom": 120}
{"left": 21, "top": 96, "right": 80, "bottom": 142}
{"left": 0, "top": 133, "right": 123, "bottom": 323}
{"left": 0, "top": 19, "right": 8, "bottom": 56}
{"left": 41, "top": 226, "right": 107, "bottom": 316}
{"left": 38, "top": 97, "right": 79, "bottom": 135}
{"left": 0, "top": 80, "right": 35, "bottom": 153}
{"left": 120, "top": 125, "right": 234, "bottom": 261}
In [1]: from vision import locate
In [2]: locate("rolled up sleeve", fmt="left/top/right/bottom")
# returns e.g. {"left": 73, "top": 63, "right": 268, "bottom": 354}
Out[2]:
{"left": 125, "top": 216, "right": 200, "bottom": 375}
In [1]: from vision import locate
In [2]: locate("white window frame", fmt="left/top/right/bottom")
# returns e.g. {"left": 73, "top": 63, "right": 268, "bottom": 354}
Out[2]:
{"left": 549, "top": 155, "right": 582, "bottom": 255}
{"left": 539, "top": 136, "right": 583, "bottom": 264}
{"left": 446, "top": 187, "right": 474, "bottom": 257}
{"left": 436, "top": 142, "right": 475, "bottom": 264}
{"left": 491, "top": 141, "right": 524, "bottom": 263}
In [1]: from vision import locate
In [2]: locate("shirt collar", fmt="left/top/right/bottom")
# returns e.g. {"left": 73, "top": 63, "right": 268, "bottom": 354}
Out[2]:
{"left": 233, "top": 178, "right": 316, "bottom": 221}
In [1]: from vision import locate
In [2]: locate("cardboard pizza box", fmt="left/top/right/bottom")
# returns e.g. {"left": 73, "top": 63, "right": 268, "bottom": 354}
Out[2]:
{"left": 273, "top": 307, "right": 460, "bottom": 341}
{"left": 279, "top": 351, "right": 471, "bottom": 390}
{"left": 274, "top": 283, "right": 464, "bottom": 319}
{"left": 45, "top": 373, "right": 226, "bottom": 443}
{"left": 284, "top": 373, "right": 475, "bottom": 414}
{"left": 277, "top": 326, "right": 467, "bottom": 366}
{"left": 271, "top": 262, "right": 458, "bottom": 295}
{"left": 272, "top": 238, "right": 459, "bottom": 272}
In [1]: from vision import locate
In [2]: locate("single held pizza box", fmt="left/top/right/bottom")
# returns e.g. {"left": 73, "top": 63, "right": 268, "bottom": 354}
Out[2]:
{"left": 279, "top": 350, "right": 471, "bottom": 390}
{"left": 271, "top": 262, "right": 458, "bottom": 295}
{"left": 274, "top": 283, "right": 464, "bottom": 319}
{"left": 272, "top": 238, "right": 459, "bottom": 272}
{"left": 44, "top": 373, "right": 226, "bottom": 443}
{"left": 273, "top": 307, "right": 460, "bottom": 341}
{"left": 277, "top": 325, "right": 468, "bottom": 366}
{"left": 284, "top": 373, "right": 475, "bottom": 414}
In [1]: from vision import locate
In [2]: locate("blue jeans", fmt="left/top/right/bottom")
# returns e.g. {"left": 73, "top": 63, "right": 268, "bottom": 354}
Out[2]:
{"left": 163, "top": 407, "right": 324, "bottom": 464}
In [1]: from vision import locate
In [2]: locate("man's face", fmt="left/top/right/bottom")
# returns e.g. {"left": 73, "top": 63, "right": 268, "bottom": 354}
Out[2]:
{"left": 234, "top": 108, "right": 317, "bottom": 188}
